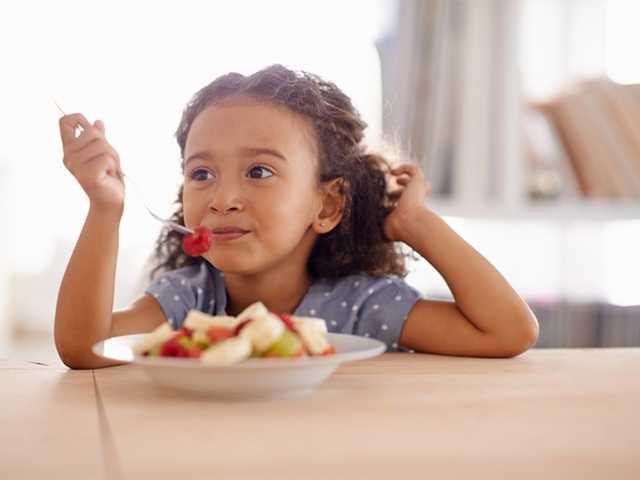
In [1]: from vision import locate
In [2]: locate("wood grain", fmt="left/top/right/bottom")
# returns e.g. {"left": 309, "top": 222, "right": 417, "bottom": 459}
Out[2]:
{"left": 91, "top": 349, "right": 640, "bottom": 479}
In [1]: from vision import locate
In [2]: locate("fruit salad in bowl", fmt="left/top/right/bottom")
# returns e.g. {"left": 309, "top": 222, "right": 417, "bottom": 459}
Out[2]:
{"left": 93, "top": 303, "right": 385, "bottom": 399}
{"left": 132, "top": 302, "right": 336, "bottom": 365}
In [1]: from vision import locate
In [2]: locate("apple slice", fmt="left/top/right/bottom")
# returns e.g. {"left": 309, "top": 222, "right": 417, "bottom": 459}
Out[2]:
{"left": 132, "top": 323, "right": 175, "bottom": 356}
{"left": 200, "top": 337, "right": 252, "bottom": 365}
{"left": 184, "top": 310, "right": 240, "bottom": 331}
{"left": 293, "top": 317, "right": 333, "bottom": 356}
{"left": 239, "top": 311, "right": 285, "bottom": 354}
{"left": 263, "top": 330, "right": 306, "bottom": 358}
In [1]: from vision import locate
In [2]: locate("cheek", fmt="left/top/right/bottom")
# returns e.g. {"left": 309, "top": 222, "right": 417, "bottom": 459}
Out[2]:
{"left": 181, "top": 188, "right": 203, "bottom": 226}
{"left": 257, "top": 188, "right": 317, "bottom": 232}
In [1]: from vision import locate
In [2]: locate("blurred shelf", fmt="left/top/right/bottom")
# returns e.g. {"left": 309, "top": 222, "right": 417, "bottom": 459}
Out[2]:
{"left": 427, "top": 198, "right": 640, "bottom": 222}
{"left": 0, "top": 334, "right": 64, "bottom": 367}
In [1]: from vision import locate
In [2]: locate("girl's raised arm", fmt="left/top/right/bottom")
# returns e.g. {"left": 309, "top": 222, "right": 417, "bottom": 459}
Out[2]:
{"left": 54, "top": 114, "right": 164, "bottom": 369}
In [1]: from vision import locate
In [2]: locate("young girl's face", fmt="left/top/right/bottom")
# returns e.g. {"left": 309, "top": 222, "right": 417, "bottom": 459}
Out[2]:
{"left": 182, "top": 96, "right": 323, "bottom": 275}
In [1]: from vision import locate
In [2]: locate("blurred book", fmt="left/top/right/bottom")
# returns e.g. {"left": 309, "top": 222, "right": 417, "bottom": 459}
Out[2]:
{"left": 535, "top": 78, "right": 640, "bottom": 199}
{"left": 591, "top": 78, "right": 640, "bottom": 187}
{"left": 523, "top": 104, "right": 579, "bottom": 199}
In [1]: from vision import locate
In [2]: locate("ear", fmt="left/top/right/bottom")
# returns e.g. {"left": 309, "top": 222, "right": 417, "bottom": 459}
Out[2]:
{"left": 312, "top": 178, "right": 346, "bottom": 234}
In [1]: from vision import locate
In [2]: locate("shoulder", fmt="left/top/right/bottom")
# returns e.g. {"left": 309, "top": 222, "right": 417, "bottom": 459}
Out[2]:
{"left": 149, "top": 261, "right": 218, "bottom": 291}
{"left": 145, "top": 262, "right": 223, "bottom": 329}
{"left": 147, "top": 261, "right": 223, "bottom": 303}
{"left": 309, "top": 273, "right": 422, "bottom": 351}
{"left": 317, "top": 273, "right": 421, "bottom": 304}
{"left": 310, "top": 272, "right": 422, "bottom": 324}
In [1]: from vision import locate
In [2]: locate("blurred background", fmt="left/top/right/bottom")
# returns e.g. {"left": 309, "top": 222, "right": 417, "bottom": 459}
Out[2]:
{"left": 1, "top": 0, "right": 639, "bottom": 365}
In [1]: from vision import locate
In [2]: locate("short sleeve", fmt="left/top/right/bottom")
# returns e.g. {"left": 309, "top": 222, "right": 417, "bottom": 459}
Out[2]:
{"left": 353, "top": 276, "right": 422, "bottom": 351}
{"left": 145, "top": 262, "right": 218, "bottom": 329}
{"left": 146, "top": 273, "right": 196, "bottom": 329}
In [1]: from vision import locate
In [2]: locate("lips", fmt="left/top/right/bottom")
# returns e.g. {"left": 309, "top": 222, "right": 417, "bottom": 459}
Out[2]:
{"left": 211, "top": 227, "right": 249, "bottom": 234}
{"left": 209, "top": 226, "right": 250, "bottom": 242}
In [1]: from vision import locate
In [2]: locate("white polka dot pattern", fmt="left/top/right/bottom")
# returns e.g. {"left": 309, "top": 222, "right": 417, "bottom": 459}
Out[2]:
{"left": 146, "top": 266, "right": 422, "bottom": 351}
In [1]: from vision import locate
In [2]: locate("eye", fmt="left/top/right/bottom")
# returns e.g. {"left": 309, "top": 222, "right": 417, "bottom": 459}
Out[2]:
{"left": 247, "top": 165, "right": 274, "bottom": 180}
{"left": 189, "top": 168, "right": 214, "bottom": 182}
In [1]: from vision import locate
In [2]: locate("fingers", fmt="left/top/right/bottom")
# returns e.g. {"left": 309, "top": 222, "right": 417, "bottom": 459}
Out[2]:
{"left": 388, "top": 189, "right": 402, "bottom": 201}
{"left": 81, "top": 153, "right": 117, "bottom": 180}
{"left": 389, "top": 163, "right": 421, "bottom": 176}
{"left": 60, "top": 115, "right": 120, "bottom": 177}
{"left": 90, "top": 120, "right": 121, "bottom": 174}
{"left": 59, "top": 113, "right": 92, "bottom": 146}
{"left": 94, "top": 119, "right": 105, "bottom": 135}
{"left": 389, "top": 163, "right": 430, "bottom": 189}
{"left": 395, "top": 176, "right": 411, "bottom": 186}
{"left": 64, "top": 137, "right": 116, "bottom": 169}
{"left": 386, "top": 162, "right": 432, "bottom": 201}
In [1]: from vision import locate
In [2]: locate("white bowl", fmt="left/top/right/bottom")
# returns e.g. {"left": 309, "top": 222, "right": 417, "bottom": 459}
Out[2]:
{"left": 92, "top": 333, "right": 385, "bottom": 400}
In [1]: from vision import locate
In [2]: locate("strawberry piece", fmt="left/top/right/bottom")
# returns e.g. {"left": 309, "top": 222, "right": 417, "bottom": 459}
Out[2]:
{"left": 178, "top": 327, "right": 194, "bottom": 338}
{"left": 321, "top": 345, "right": 336, "bottom": 356}
{"left": 206, "top": 326, "right": 234, "bottom": 343}
{"left": 159, "top": 332, "right": 196, "bottom": 357}
{"left": 278, "top": 313, "right": 297, "bottom": 333}
{"left": 233, "top": 319, "right": 252, "bottom": 336}
{"left": 186, "top": 346, "right": 203, "bottom": 358}
{"left": 182, "top": 226, "right": 213, "bottom": 256}
{"left": 160, "top": 337, "right": 188, "bottom": 357}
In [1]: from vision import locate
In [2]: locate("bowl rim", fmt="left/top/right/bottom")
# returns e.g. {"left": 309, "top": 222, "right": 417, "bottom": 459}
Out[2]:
{"left": 92, "top": 332, "right": 386, "bottom": 370}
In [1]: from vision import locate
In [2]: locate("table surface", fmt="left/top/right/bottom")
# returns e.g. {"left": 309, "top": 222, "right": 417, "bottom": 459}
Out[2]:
{"left": 2, "top": 349, "right": 639, "bottom": 480}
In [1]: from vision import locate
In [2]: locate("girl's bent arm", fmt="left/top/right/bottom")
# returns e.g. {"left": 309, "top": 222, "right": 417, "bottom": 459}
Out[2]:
{"left": 55, "top": 206, "right": 121, "bottom": 368}
{"left": 54, "top": 206, "right": 166, "bottom": 369}
{"left": 399, "top": 207, "right": 539, "bottom": 357}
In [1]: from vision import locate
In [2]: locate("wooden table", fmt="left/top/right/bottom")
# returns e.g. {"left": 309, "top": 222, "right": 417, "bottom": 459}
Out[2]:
{"left": 2, "top": 349, "right": 639, "bottom": 479}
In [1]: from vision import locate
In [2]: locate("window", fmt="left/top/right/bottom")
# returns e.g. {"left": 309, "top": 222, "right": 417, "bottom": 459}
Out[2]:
{"left": 0, "top": 0, "right": 390, "bottom": 332}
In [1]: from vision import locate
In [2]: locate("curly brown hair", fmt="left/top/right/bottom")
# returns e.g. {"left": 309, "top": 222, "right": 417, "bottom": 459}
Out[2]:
{"left": 151, "top": 64, "right": 408, "bottom": 279}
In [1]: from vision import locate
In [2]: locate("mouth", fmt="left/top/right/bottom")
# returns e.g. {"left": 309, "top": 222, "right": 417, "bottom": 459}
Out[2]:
{"left": 209, "top": 227, "right": 250, "bottom": 242}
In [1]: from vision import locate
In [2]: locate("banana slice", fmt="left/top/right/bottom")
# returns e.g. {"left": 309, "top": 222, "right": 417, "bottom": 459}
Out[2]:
{"left": 292, "top": 316, "right": 328, "bottom": 334}
{"left": 239, "top": 311, "right": 285, "bottom": 353}
{"left": 236, "top": 301, "right": 269, "bottom": 323}
{"left": 184, "top": 310, "right": 239, "bottom": 331}
{"left": 201, "top": 337, "right": 252, "bottom": 365}
{"left": 132, "top": 323, "right": 175, "bottom": 355}
{"left": 295, "top": 321, "right": 331, "bottom": 355}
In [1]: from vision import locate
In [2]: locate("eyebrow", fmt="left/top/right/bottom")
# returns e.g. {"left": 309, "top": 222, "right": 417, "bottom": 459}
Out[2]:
{"left": 184, "top": 147, "right": 288, "bottom": 166}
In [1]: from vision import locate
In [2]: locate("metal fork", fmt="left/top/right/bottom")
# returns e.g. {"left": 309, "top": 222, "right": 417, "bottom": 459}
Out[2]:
{"left": 55, "top": 101, "right": 194, "bottom": 236}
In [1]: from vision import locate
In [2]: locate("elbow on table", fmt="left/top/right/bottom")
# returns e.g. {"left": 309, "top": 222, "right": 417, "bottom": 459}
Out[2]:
{"left": 55, "top": 339, "right": 97, "bottom": 370}
{"left": 57, "top": 349, "right": 93, "bottom": 370}
{"left": 499, "top": 313, "right": 540, "bottom": 358}
{"left": 56, "top": 339, "right": 127, "bottom": 370}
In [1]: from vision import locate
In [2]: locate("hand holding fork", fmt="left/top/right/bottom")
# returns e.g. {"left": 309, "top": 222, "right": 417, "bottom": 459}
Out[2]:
{"left": 56, "top": 102, "right": 193, "bottom": 235}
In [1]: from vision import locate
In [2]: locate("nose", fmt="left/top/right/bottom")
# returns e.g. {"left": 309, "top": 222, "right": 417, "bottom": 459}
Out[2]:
{"left": 207, "top": 181, "right": 244, "bottom": 214}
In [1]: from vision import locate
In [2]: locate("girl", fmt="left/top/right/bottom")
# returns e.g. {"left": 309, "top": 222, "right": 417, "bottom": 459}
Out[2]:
{"left": 55, "top": 65, "right": 539, "bottom": 369}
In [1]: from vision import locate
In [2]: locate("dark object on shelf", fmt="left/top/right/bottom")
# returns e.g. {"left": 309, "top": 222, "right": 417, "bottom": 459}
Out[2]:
{"left": 530, "top": 300, "right": 640, "bottom": 348}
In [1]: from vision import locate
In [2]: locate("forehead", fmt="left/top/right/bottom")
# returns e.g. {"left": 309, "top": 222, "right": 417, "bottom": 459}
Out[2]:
{"left": 184, "top": 96, "right": 318, "bottom": 161}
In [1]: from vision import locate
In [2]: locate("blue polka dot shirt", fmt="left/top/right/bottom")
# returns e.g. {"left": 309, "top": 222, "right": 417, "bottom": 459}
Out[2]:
{"left": 146, "top": 262, "right": 422, "bottom": 352}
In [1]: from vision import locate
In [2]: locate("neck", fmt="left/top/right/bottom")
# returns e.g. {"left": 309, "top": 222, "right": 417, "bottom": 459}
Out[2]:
{"left": 223, "top": 262, "right": 313, "bottom": 317}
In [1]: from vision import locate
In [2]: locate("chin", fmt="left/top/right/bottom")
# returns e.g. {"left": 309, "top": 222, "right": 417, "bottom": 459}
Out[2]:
{"left": 206, "top": 254, "right": 261, "bottom": 275}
